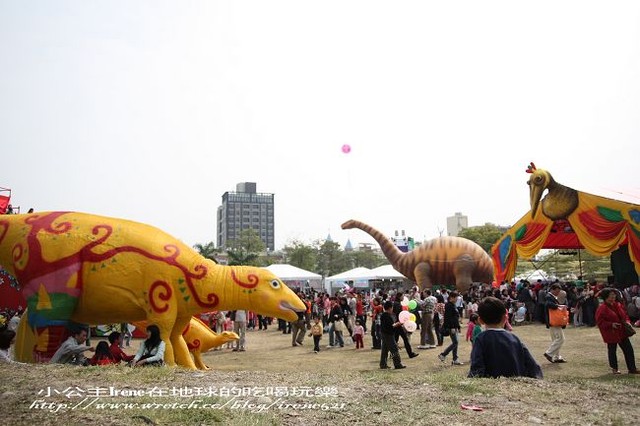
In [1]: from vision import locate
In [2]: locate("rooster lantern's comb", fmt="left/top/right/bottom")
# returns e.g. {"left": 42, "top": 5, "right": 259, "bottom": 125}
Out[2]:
{"left": 525, "top": 162, "right": 537, "bottom": 174}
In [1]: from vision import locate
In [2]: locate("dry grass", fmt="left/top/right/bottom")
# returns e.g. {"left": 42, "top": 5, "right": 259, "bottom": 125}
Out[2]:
{"left": 1, "top": 323, "right": 639, "bottom": 425}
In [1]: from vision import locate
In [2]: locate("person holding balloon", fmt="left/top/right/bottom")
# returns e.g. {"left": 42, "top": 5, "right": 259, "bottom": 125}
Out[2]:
{"left": 379, "top": 301, "right": 406, "bottom": 369}
{"left": 392, "top": 292, "right": 419, "bottom": 360}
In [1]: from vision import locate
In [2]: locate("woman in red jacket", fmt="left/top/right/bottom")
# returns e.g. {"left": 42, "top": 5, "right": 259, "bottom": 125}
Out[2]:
{"left": 595, "top": 288, "right": 639, "bottom": 375}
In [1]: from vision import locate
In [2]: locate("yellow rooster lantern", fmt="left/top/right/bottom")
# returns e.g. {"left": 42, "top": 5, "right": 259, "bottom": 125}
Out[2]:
{"left": 492, "top": 163, "right": 640, "bottom": 283}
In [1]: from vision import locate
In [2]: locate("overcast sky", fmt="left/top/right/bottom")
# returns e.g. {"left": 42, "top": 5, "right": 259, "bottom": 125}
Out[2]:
{"left": 2, "top": 1, "right": 639, "bottom": 251}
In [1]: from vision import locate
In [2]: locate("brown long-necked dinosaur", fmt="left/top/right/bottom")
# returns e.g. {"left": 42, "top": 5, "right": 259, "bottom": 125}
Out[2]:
{"left": 342, "top": 219, "right": 494, "bottom": 292}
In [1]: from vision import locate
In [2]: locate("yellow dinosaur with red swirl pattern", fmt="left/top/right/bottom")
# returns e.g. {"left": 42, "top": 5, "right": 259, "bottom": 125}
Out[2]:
{"left": 0, "top": 211, "right": 305, "bottom": 369}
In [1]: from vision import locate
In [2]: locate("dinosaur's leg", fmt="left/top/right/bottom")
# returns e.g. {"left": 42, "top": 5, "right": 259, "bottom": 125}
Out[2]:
{"left": 413, "top": 262, "right": 433, "bottom": 290}
{"left": 172, "top": 316, "right": 197, "bottom": 370}
{"left": 193, "top": 351, "right": 209, "bottom": 370}
{"left": 453, "top": 254, "right": 475, "bottom": 293}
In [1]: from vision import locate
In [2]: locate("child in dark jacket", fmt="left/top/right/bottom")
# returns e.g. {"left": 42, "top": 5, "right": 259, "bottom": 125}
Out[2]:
{"left": 468, "top": 297, "right": 542, "bottom": 379}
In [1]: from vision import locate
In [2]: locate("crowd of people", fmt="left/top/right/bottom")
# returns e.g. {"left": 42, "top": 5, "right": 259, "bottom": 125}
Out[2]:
{"left": 2, "top": 278, "right": 639, "bottom": 377}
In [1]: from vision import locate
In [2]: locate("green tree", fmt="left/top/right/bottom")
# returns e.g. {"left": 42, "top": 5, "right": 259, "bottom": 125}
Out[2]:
{"left": 315, "top": 239, "right": 349, "bottom": 277}
{"left": 346, "top": 249, "right": 386, "bottom": 269}
{"left": 282, "top": 240, "right": 317, "bottom": 271}
{"left": 515, "top": 249, "right": 611, "bottom": 282}
{"left": 457, "top": 223, "right": 504, "bottom": 253}
{"left": 226, "top": 228, "right": 266, "bottom": 266}
{"left": 193, "top": 241, "right": 219, "bottom": 262}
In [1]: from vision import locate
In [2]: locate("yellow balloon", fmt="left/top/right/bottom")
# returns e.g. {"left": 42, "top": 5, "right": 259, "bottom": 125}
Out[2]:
{"left": 409, "top": 313, "right": 416, "bottom": 322}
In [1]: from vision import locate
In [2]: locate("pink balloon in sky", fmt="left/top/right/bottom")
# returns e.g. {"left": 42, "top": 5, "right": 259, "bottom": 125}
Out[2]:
{"left": 341, "top": 144, "right": 351, "bottom": 154}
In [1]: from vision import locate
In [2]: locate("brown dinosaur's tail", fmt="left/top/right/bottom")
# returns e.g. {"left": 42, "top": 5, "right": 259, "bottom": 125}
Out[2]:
{"left": 341, "top": 219, "right": 405, "bottom": 266}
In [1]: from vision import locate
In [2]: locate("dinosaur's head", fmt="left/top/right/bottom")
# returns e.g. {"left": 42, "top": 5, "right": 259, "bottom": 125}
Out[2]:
{"left": 218, "top": 331, "right": 240, "bottom": 343}
{"left": 526, "top": 163, "right": 554, "bottom": 218}
{"left": 222, "top": 266, "right": 306, "bottom": 322}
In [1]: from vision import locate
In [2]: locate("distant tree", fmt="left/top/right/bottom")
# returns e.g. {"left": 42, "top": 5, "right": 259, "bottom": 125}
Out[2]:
{"left": 226, "top": 229, "right": 266, "bottom": 266}
{"left": 282, "top": 240, "right": 317, "bottom": 271}
{"left": 457, "top": 223, "right": 504, "bottom": 253}
{"left": 346, "top": 249, "right": 386, "bottom": 269}
{"left": 193, "top": 241, "right": 219, "bottom": 262}
{"left": 516, "top": 249, "right": 612, "bottom": 282}
{"left": 315, "top": 239, "right": 350, "bottom": 277}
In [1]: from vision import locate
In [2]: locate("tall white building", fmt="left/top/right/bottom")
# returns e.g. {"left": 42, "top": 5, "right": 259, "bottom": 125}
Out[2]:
{"left": 447, "top": 212, "right": 468, "bottom": 237}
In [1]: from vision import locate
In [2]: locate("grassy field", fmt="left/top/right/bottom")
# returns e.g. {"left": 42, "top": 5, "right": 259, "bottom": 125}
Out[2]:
{"left": 1, "top": 322, "right": 639, "bottom": 425}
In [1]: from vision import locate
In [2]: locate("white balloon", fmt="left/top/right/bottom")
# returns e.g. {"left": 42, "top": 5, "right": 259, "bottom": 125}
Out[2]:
{"left": 403, "top": 320, "right": 417, "bottom": 333}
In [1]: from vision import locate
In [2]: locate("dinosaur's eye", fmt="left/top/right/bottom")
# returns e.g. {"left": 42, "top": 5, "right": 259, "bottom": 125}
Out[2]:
{"left": 270, "top": 280, "right": 281, "bottom": 289}
{"left": 534, "top": 176, "right": 544, "bottom": 185}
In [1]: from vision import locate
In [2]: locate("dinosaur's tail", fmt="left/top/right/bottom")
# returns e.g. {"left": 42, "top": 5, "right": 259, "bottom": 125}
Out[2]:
{"left": 14, "top": 310, "right": 35, "bottom": 362}
{"left": 341, "top": 219, "right": 405, "bottom": 266}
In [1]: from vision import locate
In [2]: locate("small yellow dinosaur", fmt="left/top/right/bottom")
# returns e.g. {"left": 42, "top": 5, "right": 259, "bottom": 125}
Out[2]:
{"left": 183, "top": 317, "right": 239, "bottom": 370}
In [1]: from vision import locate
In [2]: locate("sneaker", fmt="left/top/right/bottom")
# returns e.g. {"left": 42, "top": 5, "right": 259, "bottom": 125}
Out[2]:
{"left": 543, "top": 353, "right": 553, "bottom": 363}
{"left": 296, "top": 341, "right": 303, "bottom": 346}
{"left": 427, "top": 345, "right": 437, "bottom": 349}
{"left": 232, "top": 348, "right": 239, "bottom": 352}
{"left": 314, "top": 350, "right": 319, "bottom": 354}
{"left": 394, "top": 365, "right": 407, "bottom": 369}
{"left": 326, "top": 345, "right": 335, "bottom": 348}
{"left": 438, "top": 354, "right": 445, "bottom": 363}
{"left": 611, "top": 369, "right": 621, "bottom": 375}
{"left": 409, "top": 353, "right": 419, "bottom": 359}
{"left": 417, "top": 345, "right": 428, "bottom": 349}
{"left": 292, "top": 343, "right": 298, "bottom": 347}
{"left": 451, "top": 360, "right": 464, "bottom": 366}
{"left": 554, "top": 358, "right": 567, "bottom": 363}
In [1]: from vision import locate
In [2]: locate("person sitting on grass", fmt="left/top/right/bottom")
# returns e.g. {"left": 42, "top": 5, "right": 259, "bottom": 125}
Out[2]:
{"left": 132, "top": 325, "right": 165, "bottom": 367}
{"left": 50, "top": 328, "right": 95, "bottom": 366}
{"left": 468, "top": 297, "right": 543, "bottom": 379}
{"left": 108, "top": 332, "right": 134, "bottom": 364}
{"left": 89, "top": 341, "right": 116, "bottom": 366}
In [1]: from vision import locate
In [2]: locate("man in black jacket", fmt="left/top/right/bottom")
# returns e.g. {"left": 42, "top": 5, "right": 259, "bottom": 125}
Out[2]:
{"left": 380, "top": 301, "right": 405, "bottom": 369}
{"left": 392, "top": 292, "right": 419, "bottom": 359}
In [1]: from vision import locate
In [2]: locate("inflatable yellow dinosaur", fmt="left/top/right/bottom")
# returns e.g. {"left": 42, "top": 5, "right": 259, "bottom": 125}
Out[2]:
{"left": 184, "top": 317, "right": 239, "bottom": 370}
{"left": 0, "top": 211, "right": 305, "bottom": 369}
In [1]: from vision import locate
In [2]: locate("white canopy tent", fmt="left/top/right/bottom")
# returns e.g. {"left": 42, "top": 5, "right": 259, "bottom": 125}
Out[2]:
{"left": 516, "top": 269, "right": 551, "bottom": 283}
{"left": 369, "top": 264, "right": 407, "bottom": 280}
{"left": 263, "top": 264, "right": 323, "bottom": 290}
{"left": 325, "top": 267, "right": 374, "bottom": 293}
{"left": 325, "top": 265, "right": 415, "bottom": 294}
